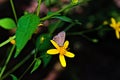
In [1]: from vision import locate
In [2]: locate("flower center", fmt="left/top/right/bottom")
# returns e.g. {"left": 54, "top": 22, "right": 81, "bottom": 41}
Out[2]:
{"left": 59, "top": 46, "right": 66, "bottom": 55}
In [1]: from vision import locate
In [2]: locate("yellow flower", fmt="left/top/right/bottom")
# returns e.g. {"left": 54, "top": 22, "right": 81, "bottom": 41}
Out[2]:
{"left": 110, "top": 18, "right": 120, "bottom": 39}
{"left": 47, "top": 40, "right": 75, "bottom": 67}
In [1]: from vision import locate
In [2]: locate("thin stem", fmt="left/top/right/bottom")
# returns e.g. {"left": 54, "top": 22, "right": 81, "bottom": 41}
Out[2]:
{"left": 36, "top": 0, "right": 41, "bottom": 16}
{"left": 0, "top": 45, "right": 15, "bottom": 78}
{"left": 66, "top": 27, "right": 101, "bottom": 43}
{"left": 79, "top": 34, "right": 94, "bottom": 42}
{"left": 18, "top": 60, "right": 35, "bottom": 80}
{"left": 10, "top": 0, "right": 17, "bottom": 22}
{"left": 40, "top": 4, "right": 73, "bottom": 21}
{"left": 0, "top": 35, "right": 16, "bottom": 47}
{"left": 67, "top": 25, "right": 112, "bottom": 36}
{"left": 1, "top": 49, "right": 35, "bottom": 80}
{"left": 64, "top": 23, "right": 76, "bottom": 32}
{"left": 67, "top": 27, "right": 100, "bottom": 35}
{"left": 68, "top": 31, "right": 97, "bottom": 43}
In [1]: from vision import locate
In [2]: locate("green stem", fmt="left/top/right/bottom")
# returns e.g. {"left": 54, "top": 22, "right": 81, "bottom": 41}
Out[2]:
{"left": 36, "top": 0, "right": 41, "bottom": 16}
{"left": 67, "top": 27, "right": 100, "bottom": 35}
{"left": 10, "top": 0, "right": 17, "bottom": 22}
{"left": 18, "top": 60, "right": 35, "bottom": 80}
{"left": 0, "top": 45, "right": 15, "bottom": 78}
{"left": 64, "top": 23, "right": 76, "bottom": 32}
{"left": 40, "top": 4, "right": 73, "bottom": 21}
{"left": 66, "top": 27, "right": 100, "bottom": 42}
{"left": 68, "top": 31, "right": 97, "bottom": 42}
{"left": 0, "top": 35, "right": 16, "bottom": 47}
{"left": 79, "top": 34, "right": 95, "bottom": 42}
{"left": 1, "top": 49, "right": 35, "bottom": 80}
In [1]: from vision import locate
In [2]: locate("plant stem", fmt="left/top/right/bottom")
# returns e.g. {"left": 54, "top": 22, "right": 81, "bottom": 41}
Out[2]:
{"left": 67, "top": 27, "right": 100, "bottom": 35}
{"left": 0, "top": 45, "right": 15, "bottom": 79}
{"left": 10, "top": 0, "right": 17, "bottom": 22}
{"left": 66, "top": 25, "right": 113, "bottom": 36}
{"left": 36, "top": 0, "right": 41, "bottom": 16}
{"left": 64, "top": 23, "right": 76, "bottom": 32}
{"left": 0, "top": 35, "right": 16, "bottom": 47}
{"left": 18, "top": 60, "right": 35, "bottom": 80}
{"left": 40, "top": 4, "right": 73, "bottom": 21}
{"left": 1, "top": 49, "right": 35, "bottom": 80}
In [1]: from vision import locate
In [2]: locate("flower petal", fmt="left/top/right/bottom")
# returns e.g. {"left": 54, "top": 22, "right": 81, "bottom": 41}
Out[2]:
{"left": 115, "top": 30, "right": 120, "bottom": 39}
{"left": 111, "top": 18, "right": 116, "bottom": 25}
{"left": 118, "top": 22, "right": 120, "bottom": 31}
{"left": 59, "top": 54, "right": 66, "bottom": 67}
{"left": 64, "top": 40, "right": 69, "bottom": 49}
{"left": 47, "top": 49, "right": 59, "bottom": 54}
{"left": 110, "top": 18, "right": 117, "bottom": 28}
{"left": 50, "top": 40, "right": 60, "bottom": 49}
{"left": 64, "top": 51, "right": 75, "bottom": 58}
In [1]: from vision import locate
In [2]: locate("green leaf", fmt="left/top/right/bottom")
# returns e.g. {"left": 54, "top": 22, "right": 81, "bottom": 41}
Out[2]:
{"left": 0, "top": 18, "right": 16, "bottom": 29}
{"left": 36, "top": 33, "right": 52, "bottom": 67}
{"left": 41, "top": 52, "right": 52, "bottom": 67}
{"left": 15, "top": 14, "right": 40, "bottom": 58}
{"left": 10, "top": 74, "right": 18, "bottom": 80}
{"left": 31, "top": 59, "right": 41, "bottom": 73}
{"left": 36, "top": 33, "right": 52, "bottom": 51}
{"left": 53, "top": 16, "right": 72, "bottom": 22}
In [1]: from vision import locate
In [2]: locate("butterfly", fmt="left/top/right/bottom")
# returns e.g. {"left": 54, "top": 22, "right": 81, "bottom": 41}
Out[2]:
{"left": 53, "top": 31, "right": 66, "bottom": 46}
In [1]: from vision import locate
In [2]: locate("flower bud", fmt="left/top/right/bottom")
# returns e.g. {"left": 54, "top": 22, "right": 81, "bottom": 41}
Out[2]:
{"left": 72, "top": 0, "right": 79, "bottom": 5}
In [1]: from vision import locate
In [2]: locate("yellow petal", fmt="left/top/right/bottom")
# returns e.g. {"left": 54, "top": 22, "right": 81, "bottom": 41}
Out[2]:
{"left": 110, "top": 18, "right": 117, "bottom": 28}
{"left": 64, "top": 40, "right": 69, "bottom": 49}
{"left": 59, "top": 54, "right": 66, "bottom": 67}
{"left": 64, "top": 51, "right": 75, "bottom": 58}
{"left": 47, "top": 49, "right": 59, "bottom": 54}
{"left": 118, "top": 22, "right": 120, "bottom": 31}
{"left": 111, "top": 18, "right": 116, "bottom": 25}
{"left": 115, "top": 30, "right": 120, "bottom": 39}
{"left": 50, "top": 40, "right": 60, "bottom": 49}
{"left": 110, "top": 24, "right": 115, "bottom": 29}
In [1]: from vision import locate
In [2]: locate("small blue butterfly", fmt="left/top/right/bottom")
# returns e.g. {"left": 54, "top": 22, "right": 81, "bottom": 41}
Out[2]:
{"left": 53, "top": 31, "right": 66, "bottom": 46}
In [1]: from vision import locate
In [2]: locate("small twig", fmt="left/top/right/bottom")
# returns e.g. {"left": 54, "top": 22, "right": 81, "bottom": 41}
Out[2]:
{"left": 0, "top": 45, "right": 15, "bottom": 79}
{"left": 1, "top": 49, "right": 35, "bottom": 80}
{"left": 40, "top": 4, "right": 73, "bottom": 21}
{"left": 10, "top": 0, "right": 17, "bottom": 22}
{"left": 18, "top": 60, "right": 35, "bottom": 80}
{"left": 0, "top": 35, "right": 16, "bottom": 47}
{"left": 36, "top": 0, "right": 41, "bottom": 16}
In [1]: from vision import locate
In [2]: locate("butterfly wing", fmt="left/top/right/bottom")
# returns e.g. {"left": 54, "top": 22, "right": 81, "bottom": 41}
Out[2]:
{"left": 53, "top": 31, "right": 66, "bottom": 46}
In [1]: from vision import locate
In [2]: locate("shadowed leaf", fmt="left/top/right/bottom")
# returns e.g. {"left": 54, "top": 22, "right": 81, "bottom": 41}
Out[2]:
{"left": 31, "top": 59, "right": 41, "bottom": 73}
